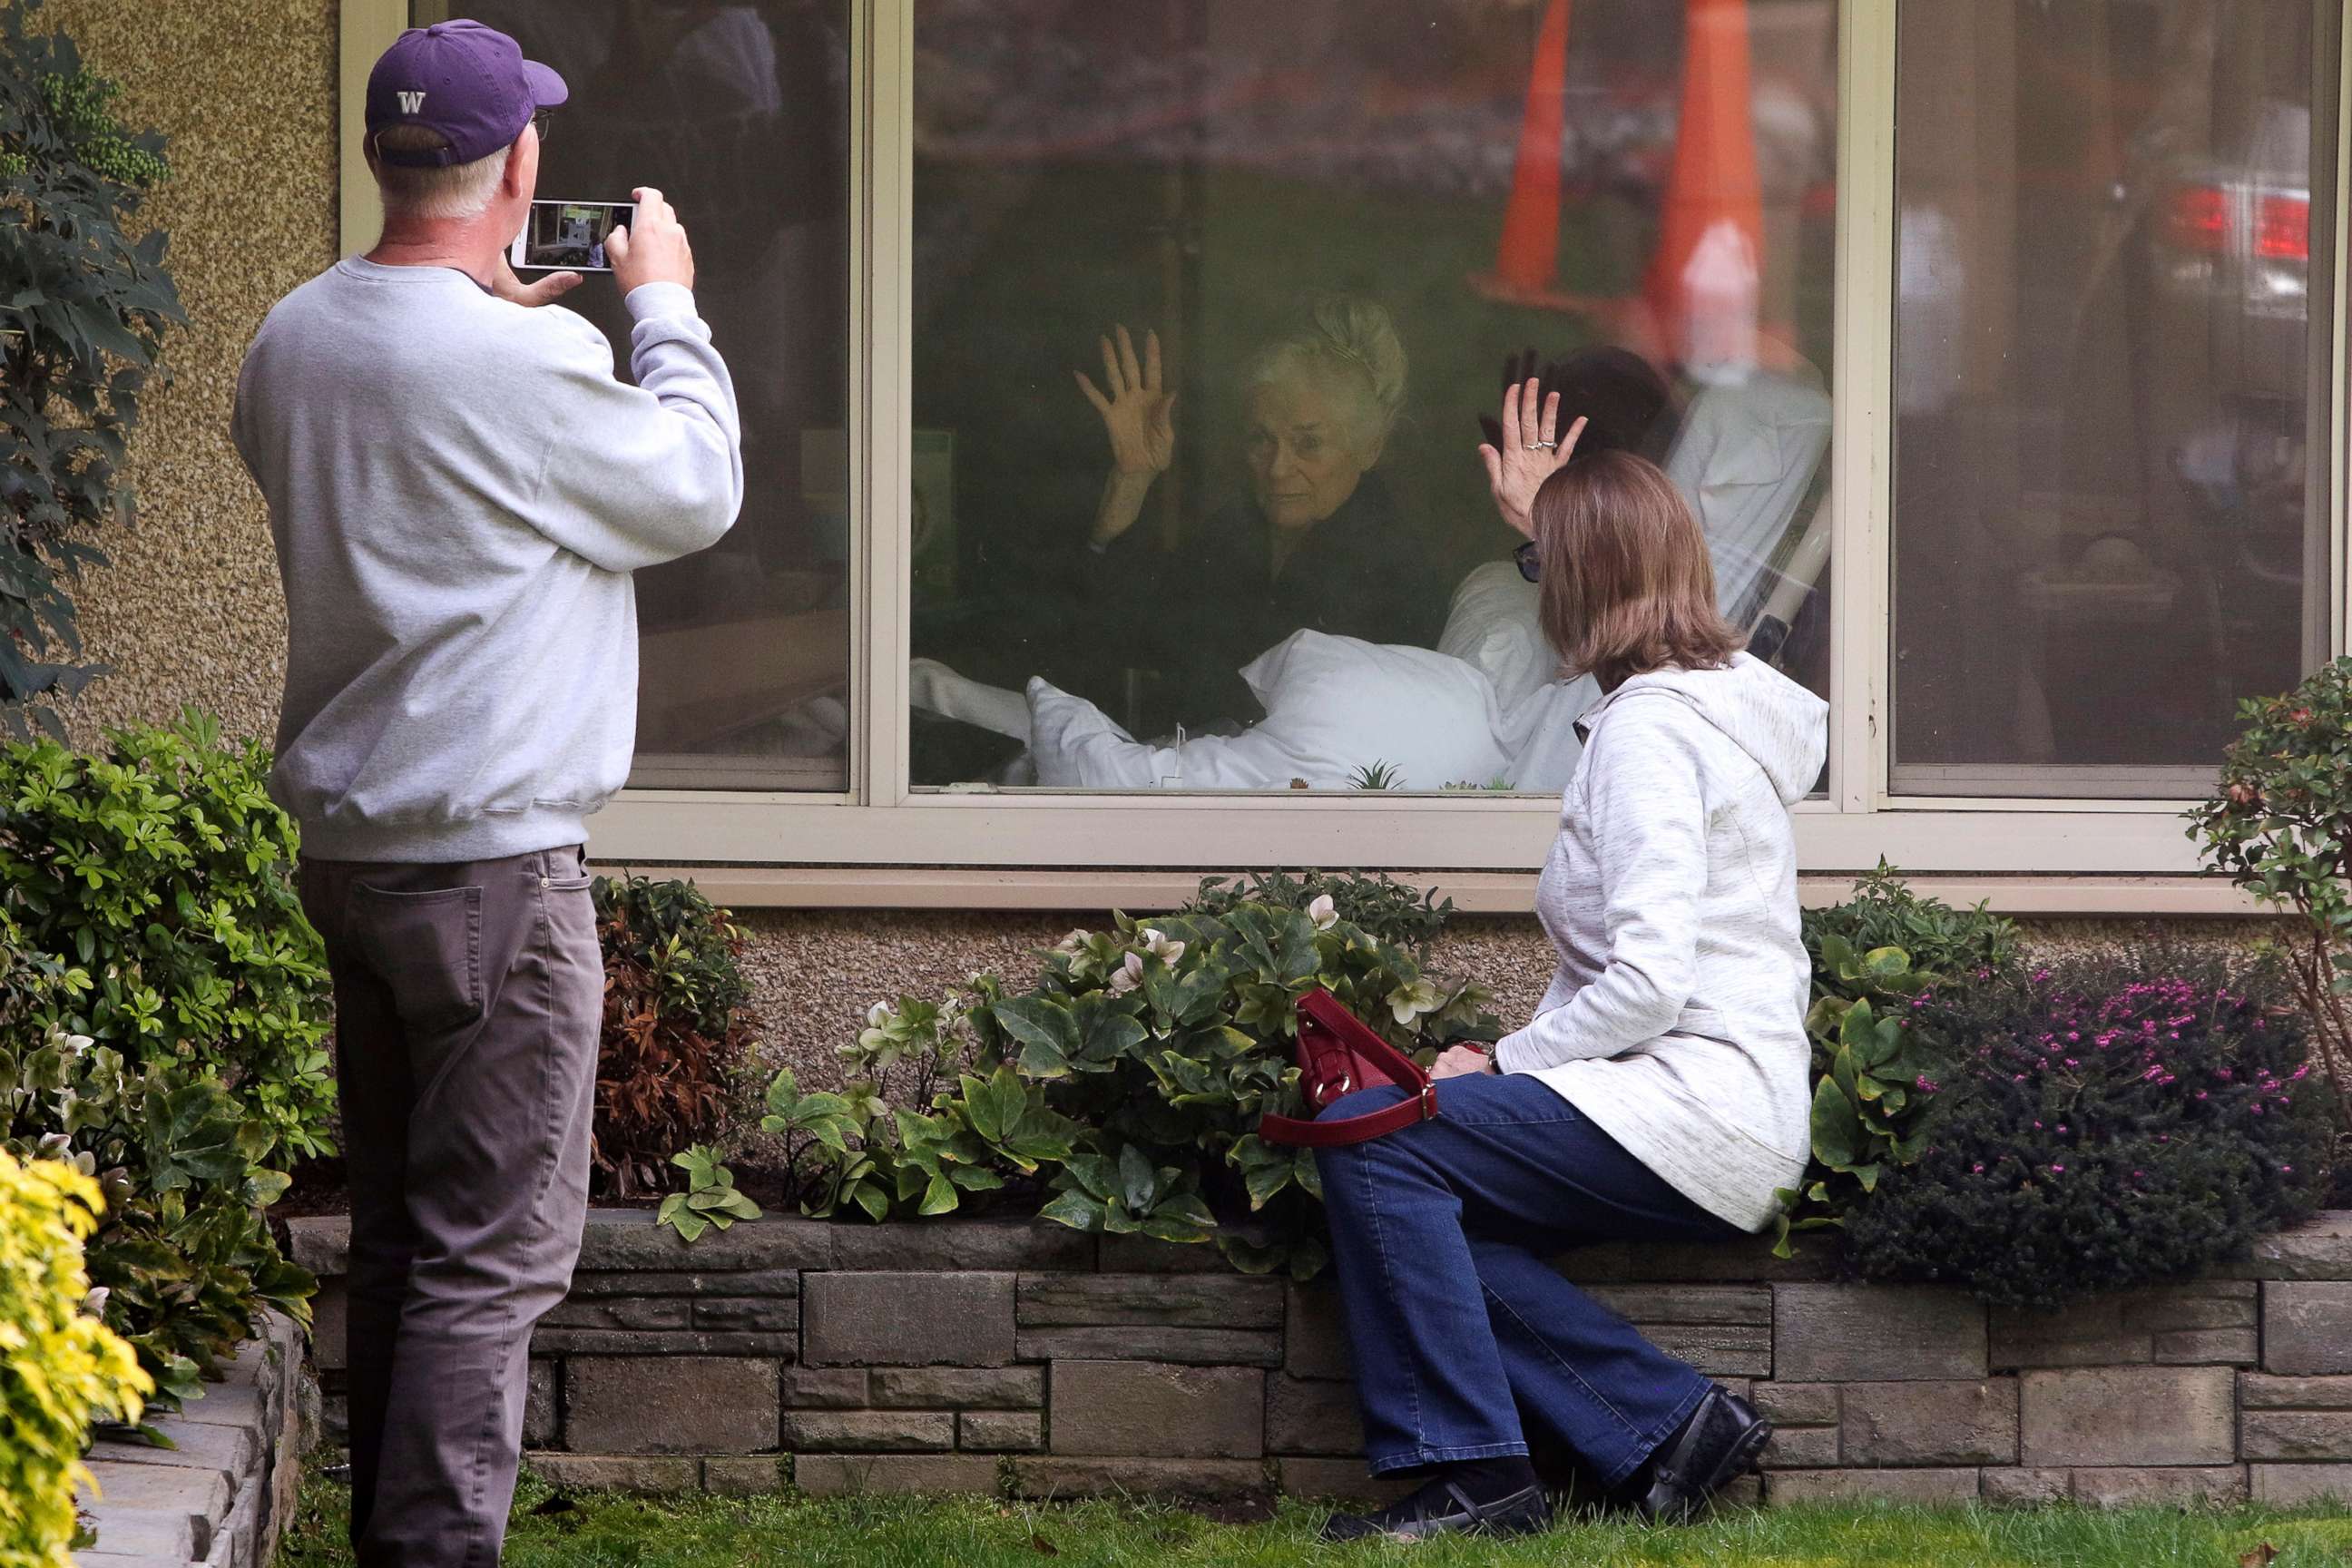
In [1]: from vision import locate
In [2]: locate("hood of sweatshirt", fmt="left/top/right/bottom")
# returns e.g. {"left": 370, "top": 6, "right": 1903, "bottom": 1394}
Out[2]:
{"left": 1577, "top": 652, "right": 1829, "bottom": 805}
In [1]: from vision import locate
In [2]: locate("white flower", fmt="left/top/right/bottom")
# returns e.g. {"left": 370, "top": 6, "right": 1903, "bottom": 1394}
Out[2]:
{"left": 50, "top": 1029, "right": 92, "bottom": 1058}
{"left": 82, "top": 1287, "right": 110, "bottom": 1318}
{"left": 1141, "top": 928, "right": 1187, "bottom": 965}
{"left": 866, "top": 1002, "right": 892, "bottom": 1029}
{"left": 36, "top": 1132, "right": 70, "bottom": 1158}
{"left": 1054, "top": 928, "right": 1091, "bottom": 955}
{"left": 1308, "top": 894, "right": 1338, "bottom": 930}
{"left": 1108, "top": 951, "right": 1147, "bottom": 995}
{"left": 1387, "top": 979, "right": 1442, "bottom": 1028}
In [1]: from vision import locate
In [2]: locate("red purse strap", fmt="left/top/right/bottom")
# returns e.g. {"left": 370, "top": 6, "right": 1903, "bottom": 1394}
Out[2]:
{"left": 1259, "top": 1083, "right": 1436, "bottom": 1147}
{"left": 1259, "top": 990, "right": 1441, "bottom": 1149}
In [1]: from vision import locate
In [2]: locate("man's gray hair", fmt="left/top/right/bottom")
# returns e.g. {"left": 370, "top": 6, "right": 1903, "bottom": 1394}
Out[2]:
{"left": 372, "top": 125, "right": 510, "bottom": 221}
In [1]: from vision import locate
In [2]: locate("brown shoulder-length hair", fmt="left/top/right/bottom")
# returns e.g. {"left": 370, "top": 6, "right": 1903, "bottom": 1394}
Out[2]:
{"left": 1531, "top": 449, "right": 1743, "bottom": 690}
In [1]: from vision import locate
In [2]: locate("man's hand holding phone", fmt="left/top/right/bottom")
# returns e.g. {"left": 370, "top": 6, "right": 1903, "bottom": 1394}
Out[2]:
{"left": 607, "top": 187, "right": 695, "bottom": 297}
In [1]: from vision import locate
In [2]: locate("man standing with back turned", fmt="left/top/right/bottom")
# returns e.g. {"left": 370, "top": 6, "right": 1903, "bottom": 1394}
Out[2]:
{"left": 231, "top": 20, "right": 742, "bottom": 1565}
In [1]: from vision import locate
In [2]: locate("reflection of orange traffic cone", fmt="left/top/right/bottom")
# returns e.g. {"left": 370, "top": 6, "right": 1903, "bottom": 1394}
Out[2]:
{"left": 1644, "top": 0, "right": 1765, "bottom": 369}
{"left": 1488, "top": 0, "right": 1573, "bottom": 295}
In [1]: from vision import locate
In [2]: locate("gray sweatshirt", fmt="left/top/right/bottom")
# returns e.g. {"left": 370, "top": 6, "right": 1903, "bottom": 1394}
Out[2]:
{"left": 1494, "top": 653, "right": 1829, "bottom": 1232}
{"left": 231, "top": 259, "right": 742, "bottom": 862}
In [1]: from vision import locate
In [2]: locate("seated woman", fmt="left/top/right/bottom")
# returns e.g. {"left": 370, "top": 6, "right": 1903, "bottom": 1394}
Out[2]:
{"left": 1073, "top": 296, "right": 1449, "bottom": 731}
{"left": 1313, "top": 392, "right": 1828, "bottom": 1543}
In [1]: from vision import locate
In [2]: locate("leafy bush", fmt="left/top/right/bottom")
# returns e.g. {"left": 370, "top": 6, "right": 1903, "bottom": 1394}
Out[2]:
{"left": 0, "top": 1150, "right": 150, "bottom": 1568}
{"left": 0, "top": 716, "right": 322, "bottom": 1404}
{"left": 1, "top": 0, "right": 184, "bottom": 733}
{"left": 1774, "top": 865, "right": 2022, "bottom": 1252}
{"left": 655, "top": 1144, "right": 762, "bottom": 1242}
{"left": 1185, "top": 870, "right": 1457, "bottom": 953}
{"left": 2188, "top": 660, "right": 2352, "bottom": 1161}
{"left": 763, "top": 902, "right": 1498, "bottom": 1279}
{"left": 1843, "top": 950, "right": 2330, "bottom": 1309}
{"left": 592, "top": 874, "right": 758, "bottom": 1198}
{"left": 4, "top": 1024, "right": 316, "bottom": 1406}
{"left": 0, "top": 713, "right": 336, "bottom": 1156}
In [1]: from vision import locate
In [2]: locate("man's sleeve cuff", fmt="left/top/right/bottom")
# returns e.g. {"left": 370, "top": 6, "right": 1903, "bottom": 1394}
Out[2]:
{"left": 623, "top": 281, "right": 699, "bottom": 324}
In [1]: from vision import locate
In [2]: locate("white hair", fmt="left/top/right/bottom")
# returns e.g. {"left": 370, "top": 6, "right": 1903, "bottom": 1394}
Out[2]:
{"left": 1242, "top": 295, "right": 1409, "bottom": 456}
{"left": 371, "top": 125, "right": 511, "bottom": 221}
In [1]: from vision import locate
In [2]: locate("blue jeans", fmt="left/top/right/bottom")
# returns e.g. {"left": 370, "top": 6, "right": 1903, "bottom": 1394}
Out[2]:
{"left": 1315, "top": 1073, "right": 1743, "bottom": 1486}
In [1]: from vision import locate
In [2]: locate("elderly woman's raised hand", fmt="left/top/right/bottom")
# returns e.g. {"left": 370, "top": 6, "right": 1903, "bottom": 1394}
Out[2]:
{"left": 1076, "top": 325, "right": 1178, "bottom": 548}
{"left": 1478, "top": 377, "right": 1586, "bottom": 541}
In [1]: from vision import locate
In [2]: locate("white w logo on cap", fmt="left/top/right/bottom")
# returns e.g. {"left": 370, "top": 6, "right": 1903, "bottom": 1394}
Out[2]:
{"left": 397, "top": 90, "right": 426, "bottom": 113}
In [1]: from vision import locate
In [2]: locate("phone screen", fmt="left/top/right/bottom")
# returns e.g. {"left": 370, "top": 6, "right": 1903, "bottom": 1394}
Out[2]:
{"left": 512, "top": 200, "right": 634, "bottom": 273}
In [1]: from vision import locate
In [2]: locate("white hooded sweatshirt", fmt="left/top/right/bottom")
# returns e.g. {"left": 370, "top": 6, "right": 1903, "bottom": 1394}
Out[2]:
{"left": 1494, "top": 652, "right": 1829, "bottom": 1232}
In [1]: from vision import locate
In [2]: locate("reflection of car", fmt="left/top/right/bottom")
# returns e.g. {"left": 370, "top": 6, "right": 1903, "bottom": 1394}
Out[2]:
{"left": 2117, "top": 49, "right": 2317, "bottom": 729}
{"left": 2146, "top": 100, "right": 2309, "bottom": 403}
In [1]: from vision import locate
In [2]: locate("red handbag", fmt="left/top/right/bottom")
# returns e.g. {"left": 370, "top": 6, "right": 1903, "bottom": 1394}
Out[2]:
{"left": 1258, "top": 988, "right": 1446, "bottom": 1148}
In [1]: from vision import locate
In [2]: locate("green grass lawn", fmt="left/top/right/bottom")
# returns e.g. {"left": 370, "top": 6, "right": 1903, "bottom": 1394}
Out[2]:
{"left": 274, "top": 1469, "right": 2352, "bottom": 1568}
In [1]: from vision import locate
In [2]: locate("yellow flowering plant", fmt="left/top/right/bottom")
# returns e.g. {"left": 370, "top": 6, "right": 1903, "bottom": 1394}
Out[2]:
{"left": 0, "top": 1150, "right": 150, "bottom": 1568}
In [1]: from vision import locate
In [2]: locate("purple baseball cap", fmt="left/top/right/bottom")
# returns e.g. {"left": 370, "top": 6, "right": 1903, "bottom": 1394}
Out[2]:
{"left": 366, "top": 20, "right": 567, "bottom": 168}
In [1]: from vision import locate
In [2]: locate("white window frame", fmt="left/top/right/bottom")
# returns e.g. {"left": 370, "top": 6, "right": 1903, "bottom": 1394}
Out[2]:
{"left": 337, "top": 0, "right": 2350, "bottom": 912}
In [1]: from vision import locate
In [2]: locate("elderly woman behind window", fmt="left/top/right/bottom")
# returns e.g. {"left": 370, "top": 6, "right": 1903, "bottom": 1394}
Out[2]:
{"left": 1073, "top": 296, "right": 1449, "bottom": 733}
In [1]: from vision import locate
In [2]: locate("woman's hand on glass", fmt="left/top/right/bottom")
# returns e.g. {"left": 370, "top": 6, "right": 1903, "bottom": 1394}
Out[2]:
{"left": 1477, "top": 377, "right": 1586, "bottom": 541}
{"left": 1076, "top": 325, "right": 1177, "bottom": 548}
{"left": 1430, "top": 1044, "right": 1495, "bottom": 1081}
{"left": 1077, "top": 325, "right": 1177, "bottom": 477}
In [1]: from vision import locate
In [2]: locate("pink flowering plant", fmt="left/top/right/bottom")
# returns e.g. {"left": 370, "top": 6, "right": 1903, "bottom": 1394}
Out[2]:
{"left": 1841, "top": 949, "right": 2328, "bottom": 1310}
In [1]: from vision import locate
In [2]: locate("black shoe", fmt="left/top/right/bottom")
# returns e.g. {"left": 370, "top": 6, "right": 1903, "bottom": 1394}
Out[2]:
{"left": 1634, "top": 1385, "right": 1772, "bottom": 1524}
{"left": 1318, "top": 1474, "right": 1552, "bottom": 1544}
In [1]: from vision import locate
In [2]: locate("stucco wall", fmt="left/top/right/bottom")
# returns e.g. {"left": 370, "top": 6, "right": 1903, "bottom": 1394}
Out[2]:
{"left": 43, "top": 0, "right": 336, "bottom": 746}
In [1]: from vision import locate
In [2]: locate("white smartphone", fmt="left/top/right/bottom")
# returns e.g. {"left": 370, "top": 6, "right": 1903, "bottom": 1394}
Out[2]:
{"left": 511, "top": 199, "right": 634, "bottom": 273}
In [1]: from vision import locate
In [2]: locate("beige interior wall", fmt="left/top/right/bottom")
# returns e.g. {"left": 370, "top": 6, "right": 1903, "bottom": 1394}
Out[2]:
{"left": 41, "top": 0, "right": 338, "bottom": 747}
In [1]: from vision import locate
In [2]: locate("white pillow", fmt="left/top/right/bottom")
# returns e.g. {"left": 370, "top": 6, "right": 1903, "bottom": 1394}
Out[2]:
{"left": 1438, "top": 561, "right": 1556, "bottom": 711}
{"left": 1027, "top": 630, "right": 1514, "bottom": 790}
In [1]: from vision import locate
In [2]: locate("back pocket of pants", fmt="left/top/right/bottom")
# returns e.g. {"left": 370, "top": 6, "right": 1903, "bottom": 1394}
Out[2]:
{"left": 348, "top": 883, "right": 485, "bottom": 1036}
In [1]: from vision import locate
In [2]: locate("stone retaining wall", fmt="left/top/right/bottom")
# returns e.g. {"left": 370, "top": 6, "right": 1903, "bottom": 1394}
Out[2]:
{"left": 285, "top": 1211, "right": 2352, "bottom": 1509}
{"left": 75, "top": 1310, "right": 308, "bottom": 1568}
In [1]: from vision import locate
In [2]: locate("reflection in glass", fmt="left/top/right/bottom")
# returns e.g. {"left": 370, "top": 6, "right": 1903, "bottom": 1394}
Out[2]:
{"left": 417, "top": 0, "right": 853, "bottom": 789}
{"left": 908, "top": 0, "right": 1838, "bottom": 793}
{"left": 1892, "top": 1, "right": 2332, "bottom": 796}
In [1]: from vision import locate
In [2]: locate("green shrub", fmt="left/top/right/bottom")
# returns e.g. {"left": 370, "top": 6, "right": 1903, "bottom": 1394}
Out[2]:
{"left": 0, "top": 713, "right": 335, "bottom": 1156}
{"left": 1, "top": 0, "right": 185, "bottom": 733}
{"left": 2188, "top": 659, "right": 2352, "bottom": 1161}
{"left": 0, "top": 715, "right": 324, "bottom": 1403}
{"left": 1775, "top": 866, "right": 2021, "bottom": 1252}
{"left": 0, "top": 1149, "right": 151, "bottom": 1568}
{"left": 592, "top": 874, "right": 757, "bottom": 1198}
{"left": 655, "top": 1144, "right": 762, "bottom": 1242}
{"left": 3, "top": 1024, "right": 317, "bottom": 1406}
{"left": 1184, "top": 869, "right": 1457, "bottom": 953}
{"left": 1843, "top": 949, "right": 2330, "bottom": 1309}
{"left": 763, "top": 902, "right": 1498, "bottom": 1279}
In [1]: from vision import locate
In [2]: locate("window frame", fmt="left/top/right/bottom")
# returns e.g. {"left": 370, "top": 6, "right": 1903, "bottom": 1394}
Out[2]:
{"left": 335, "top": 0, "right": 2351, "bottom": 910}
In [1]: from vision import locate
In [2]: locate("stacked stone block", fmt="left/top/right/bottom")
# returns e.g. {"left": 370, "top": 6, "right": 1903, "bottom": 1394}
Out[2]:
{"left": 286, "top": 1209, "right": 2352, "bottom": 1507}
{"left": 74, "top": 1310, "right": 308, "bottom": 1568}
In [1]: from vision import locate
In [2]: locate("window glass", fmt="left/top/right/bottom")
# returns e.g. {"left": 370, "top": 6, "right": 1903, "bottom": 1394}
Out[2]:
{"left": 1892, "top": 0, "right": 2334, "bottom": 797}
{"left": 909, "top": 0, "right": 1838, "bottom": 793}
{"left": 415, "top": 0, "right": 854, "bottom": 790}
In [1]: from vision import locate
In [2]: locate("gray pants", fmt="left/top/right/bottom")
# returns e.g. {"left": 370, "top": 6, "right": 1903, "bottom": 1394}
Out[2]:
{"left": 300, "top": 848, "right": 603, "bottom": 1568}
